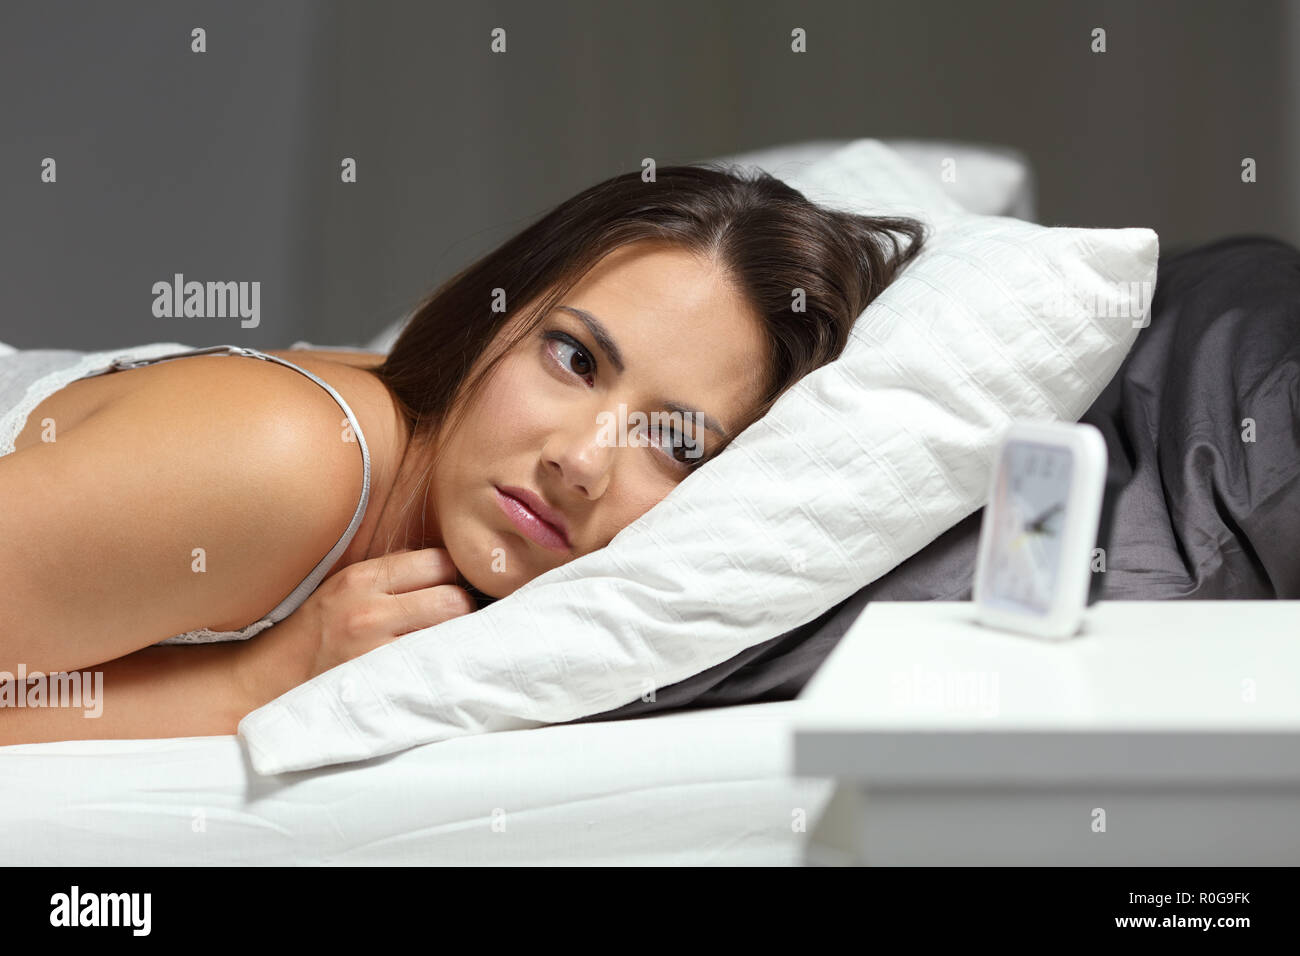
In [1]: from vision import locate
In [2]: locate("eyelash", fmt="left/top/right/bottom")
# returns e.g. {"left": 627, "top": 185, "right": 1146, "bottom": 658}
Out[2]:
{"left": 540, "top": 328, "right": 704, "bottom": 471}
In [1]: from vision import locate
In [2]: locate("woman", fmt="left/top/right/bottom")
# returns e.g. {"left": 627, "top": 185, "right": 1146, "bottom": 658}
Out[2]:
{"left": 0, "top": 163, "right": 926, "bottom": 744}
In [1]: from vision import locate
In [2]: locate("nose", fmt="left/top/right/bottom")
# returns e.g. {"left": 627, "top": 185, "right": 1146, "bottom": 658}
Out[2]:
{"left": 541, "top": 405, "right": 617, "bottom": 499}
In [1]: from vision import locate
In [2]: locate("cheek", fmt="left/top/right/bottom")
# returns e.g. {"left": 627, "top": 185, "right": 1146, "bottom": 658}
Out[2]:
{"left": 450, "top": 354, "right": 544, "bottom": 459}
{"left": 433, "top": 351, "right": 555, "bottom": 553}
{"left": 429, "top": 359, "right": 539, "bottom": 593}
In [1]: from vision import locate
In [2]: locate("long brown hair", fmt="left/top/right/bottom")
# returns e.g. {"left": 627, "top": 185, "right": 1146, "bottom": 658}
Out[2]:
{"left": 368, "top": 162, "right": 927, "bottom": 555}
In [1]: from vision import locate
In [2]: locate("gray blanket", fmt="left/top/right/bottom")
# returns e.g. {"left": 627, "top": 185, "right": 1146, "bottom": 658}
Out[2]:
{"left": 572, "top": 234, "right": 1300, "bottom": 723}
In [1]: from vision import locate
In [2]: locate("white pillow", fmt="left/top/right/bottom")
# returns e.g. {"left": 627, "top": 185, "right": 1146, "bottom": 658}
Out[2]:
{"left": 886, "top": 138, "right": 1036, "bottom": 220}
{"left": 712, "top": 137, "right": 1036, "bottom": 219}
{"left": 238, "top": 139, "right": 1157, "bottom": 774}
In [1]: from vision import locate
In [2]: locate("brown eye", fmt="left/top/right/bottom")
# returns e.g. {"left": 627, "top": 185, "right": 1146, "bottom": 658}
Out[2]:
{"left": 649, "top": 424, "right": 707, "bottom": 471}
{"left": 569, "top": 348, "right": 592, "bottom": 376}
{"left": 543, "top": 331, "right": 596, "bottom": 382}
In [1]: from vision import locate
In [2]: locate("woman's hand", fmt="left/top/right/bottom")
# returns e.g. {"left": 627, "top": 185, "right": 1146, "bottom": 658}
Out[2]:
{"left": 236, "top": 548, "right": 476, "bottom": 716}
{"left": 307, "top": 547, "right": 476, "bottom": 677}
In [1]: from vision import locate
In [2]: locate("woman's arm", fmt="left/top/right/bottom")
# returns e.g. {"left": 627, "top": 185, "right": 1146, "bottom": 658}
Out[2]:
{"left": 0, "top": 615, "right": 312, "bottom": 746}
{"left": 0, "top": 548, "right": 471, "bottom": 747}
{"left": 0, "top": 640, "right": 255, "bottom": 746}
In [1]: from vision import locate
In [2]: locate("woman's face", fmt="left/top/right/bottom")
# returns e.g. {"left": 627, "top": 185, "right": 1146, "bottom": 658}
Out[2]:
{"left": 428, "top": 239, "right": 768, "bottom": 598}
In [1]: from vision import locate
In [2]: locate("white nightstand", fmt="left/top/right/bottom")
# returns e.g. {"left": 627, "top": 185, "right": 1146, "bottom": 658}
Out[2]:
{"left": 791, "top": 600, "right": 1300, "bottom": 865}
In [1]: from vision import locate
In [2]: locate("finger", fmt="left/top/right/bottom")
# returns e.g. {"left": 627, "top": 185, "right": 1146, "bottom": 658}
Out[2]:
{"left": 378, "top": 584, "right": 477, "bottom": 636}
{"left": 350, "top": 548, "right": 460, "bottom": 595}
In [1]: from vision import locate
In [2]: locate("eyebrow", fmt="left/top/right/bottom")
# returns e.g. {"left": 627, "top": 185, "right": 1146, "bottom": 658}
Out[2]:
{"left": 555, "top": 304, "right": 731, "bottom": 439}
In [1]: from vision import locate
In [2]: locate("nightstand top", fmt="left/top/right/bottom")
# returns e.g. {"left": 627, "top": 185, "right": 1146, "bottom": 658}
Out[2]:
{"left": 792, "top": 601, "right": 1300, "bottom": 784}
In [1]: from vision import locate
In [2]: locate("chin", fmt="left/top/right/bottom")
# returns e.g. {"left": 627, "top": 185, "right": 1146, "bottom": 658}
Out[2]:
{"left": 462, "top": 568, "right": 514, "bottom": 601}
{"left": 446, "top": 528, "right": 531, "bottom": 601}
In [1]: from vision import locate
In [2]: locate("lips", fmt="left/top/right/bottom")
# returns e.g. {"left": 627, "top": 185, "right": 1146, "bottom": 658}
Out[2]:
{"left": 495, "top": 485, "right": 572, "bottom": 553}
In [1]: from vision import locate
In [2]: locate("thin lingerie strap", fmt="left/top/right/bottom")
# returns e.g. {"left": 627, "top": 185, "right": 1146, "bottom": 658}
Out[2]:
{"left": 83, "top": 344, "right": 372, "bottom": 626}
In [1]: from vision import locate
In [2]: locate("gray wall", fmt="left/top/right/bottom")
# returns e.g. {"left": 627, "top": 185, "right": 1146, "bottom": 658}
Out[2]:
{"left": 2, "top": 0, "right": 1296, "bottom": 351}
{"left": 0, "top": 0, "right": 321, "bottom": 350}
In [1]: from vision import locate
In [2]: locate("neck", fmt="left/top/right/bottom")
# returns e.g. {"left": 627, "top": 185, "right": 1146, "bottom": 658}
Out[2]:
{"left": 364, "top": 412, "right": 443, "bottom": 559}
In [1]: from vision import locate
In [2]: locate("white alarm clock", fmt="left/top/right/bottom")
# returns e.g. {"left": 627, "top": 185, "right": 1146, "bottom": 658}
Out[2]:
{"left": 972, "top": 420, "right": 1116, "bottom": 639}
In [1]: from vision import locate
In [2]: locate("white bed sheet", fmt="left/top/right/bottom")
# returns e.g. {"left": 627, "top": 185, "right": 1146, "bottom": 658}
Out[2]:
{"left": 0, "top": 700, "right": 833, "bottom": 866}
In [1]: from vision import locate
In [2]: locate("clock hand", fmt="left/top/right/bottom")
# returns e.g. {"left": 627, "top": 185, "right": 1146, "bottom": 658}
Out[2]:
{"left": 1025, "top": 502, "right": 1064, "bottom": 535}
{"left": 1011, "top": 502, "right": 1062, "bottom": 551}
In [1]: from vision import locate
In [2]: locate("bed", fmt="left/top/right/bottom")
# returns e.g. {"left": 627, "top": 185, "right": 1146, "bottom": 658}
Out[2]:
{"left": 0, "top": 700, "right": 832, "bottom": 866}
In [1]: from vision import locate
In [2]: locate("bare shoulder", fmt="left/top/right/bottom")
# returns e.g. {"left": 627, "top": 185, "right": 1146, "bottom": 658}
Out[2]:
{"left": 123, "top": 352, "right": 365, "bottom": 499}
{"left": 174, "top": 353, "right": 367, "bottom": 484}
{"left": 0, "top": 354, "right": 365, "bottom": 673}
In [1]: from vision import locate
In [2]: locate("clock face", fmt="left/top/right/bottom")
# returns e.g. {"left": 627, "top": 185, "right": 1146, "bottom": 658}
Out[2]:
{"left": 985, "top": 440, "right": 1074, "bottom": 614}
